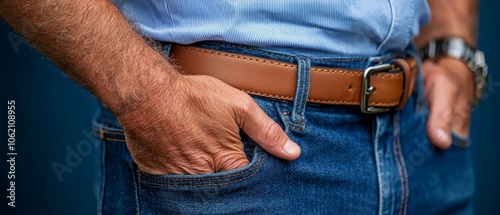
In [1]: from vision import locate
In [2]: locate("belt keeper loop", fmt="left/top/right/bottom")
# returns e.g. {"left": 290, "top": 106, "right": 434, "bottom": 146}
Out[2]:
{"left": 392, "top": 58, "right": 413, "bottom": 110}
{"left": 290, "top": 55, "right": 311, "bottom": 131}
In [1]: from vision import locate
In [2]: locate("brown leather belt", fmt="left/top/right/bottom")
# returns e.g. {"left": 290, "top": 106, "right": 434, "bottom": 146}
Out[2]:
{"left": 169, "top": 45, "right": 417, "bottom": 113}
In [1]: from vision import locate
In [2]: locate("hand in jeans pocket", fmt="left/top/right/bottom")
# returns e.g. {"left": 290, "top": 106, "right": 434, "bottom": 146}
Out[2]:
{"left": 115, "top": 74, "right": 301, "bottom": 175}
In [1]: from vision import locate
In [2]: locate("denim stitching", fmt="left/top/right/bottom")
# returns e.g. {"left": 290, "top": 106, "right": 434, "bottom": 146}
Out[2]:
{"left": 275, "top": 105, "right": 290, "bottom": 133}
{"left": 282, "top": 112, "right": 304, "bottom": 131}
{"left": 102, "top": 137, "right": 126, "bottom": 142}
{"left": 293, "top": 56, "right": 305, "bottom": 124}
{"left": 398, "top": 115, "right": 409, "bottom": 215}
{"left": 374, "top": 116, "right": 385, "bottom": 215}
{"left": 92, "top": 129, "right": 126, "bottom": 142}
{"left": 97, "top": 139, "right": 106, "bottom": 215}
{"left": 299, "top": 57, "right": 311, "bottom": 123}
{"left": 139, "top": 152, "right": 267, "bottom": 188}
{"left": 131, "top": 162, "right": 140, "bottom": 215}
{"left": 139, "top": 148, "right": 266, "bottom": 182}
{"left": 292, "top": 56, "right": 309, "bottom": 126}
{"left": 93, "top": 129, "right": 124, "bottom": 135}
{"left": 393, "top": 113, "right": 409, "bottom": 215}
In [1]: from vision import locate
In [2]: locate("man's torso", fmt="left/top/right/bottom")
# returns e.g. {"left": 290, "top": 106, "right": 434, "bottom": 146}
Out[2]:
{"left": 114, "top": 0, "right": 430, "bottom": 57}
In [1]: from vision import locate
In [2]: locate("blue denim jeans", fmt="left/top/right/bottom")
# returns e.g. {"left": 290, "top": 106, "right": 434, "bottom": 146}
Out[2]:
{"left": 92, "top": 42, "right": 474, "bottom": 215}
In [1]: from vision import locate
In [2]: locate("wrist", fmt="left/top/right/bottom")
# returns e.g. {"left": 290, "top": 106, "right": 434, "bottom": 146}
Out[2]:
{"left": 420, "top": 37, "right": 488, "bottom": 105}
{"left": 101, "top": 51, "right": 181, "bottom": 117}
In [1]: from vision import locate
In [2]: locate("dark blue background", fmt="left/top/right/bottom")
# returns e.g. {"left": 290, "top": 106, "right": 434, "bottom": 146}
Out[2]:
{"left": 1, "top": 1, "right": 499, "bottom": 214}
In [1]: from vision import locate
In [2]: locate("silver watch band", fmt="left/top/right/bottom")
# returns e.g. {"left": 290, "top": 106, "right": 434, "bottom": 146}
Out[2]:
{"left": 420, "top": 37, "right": 488, "bottom": 105}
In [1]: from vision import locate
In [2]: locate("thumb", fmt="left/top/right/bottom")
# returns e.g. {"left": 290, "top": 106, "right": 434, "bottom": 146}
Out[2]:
{"left": 238, "top": 99, "right": 301, "bottom": 160}
{"left": 425, "top": 73, "right": 457, "bottom": 149}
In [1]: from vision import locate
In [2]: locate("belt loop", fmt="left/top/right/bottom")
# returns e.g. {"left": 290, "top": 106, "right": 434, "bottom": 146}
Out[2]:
{"left": 406, "top": 44, "right": 425, "bottom": 111}
{"left": 290, "top": 55, "right": 311, "bottom": 132}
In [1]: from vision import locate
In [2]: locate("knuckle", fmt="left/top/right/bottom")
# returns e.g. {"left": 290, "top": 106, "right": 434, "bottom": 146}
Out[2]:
{"left": 238, "top": 94, "right": 256, "bottom": 114}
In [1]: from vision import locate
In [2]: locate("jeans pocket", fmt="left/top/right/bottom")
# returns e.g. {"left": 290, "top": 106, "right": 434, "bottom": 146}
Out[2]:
{"left": 134, "top": 137, "right": 268, "bottom": 215}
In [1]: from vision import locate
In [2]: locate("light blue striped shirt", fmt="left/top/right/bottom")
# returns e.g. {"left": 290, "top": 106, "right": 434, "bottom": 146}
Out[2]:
{"left": 114, "top": 0, "right": 430, "bottom": 57}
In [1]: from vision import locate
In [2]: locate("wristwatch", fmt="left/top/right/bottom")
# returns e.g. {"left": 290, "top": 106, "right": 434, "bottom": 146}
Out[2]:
{"left": 420, "top": 37, "right": 488, "bottom": 105}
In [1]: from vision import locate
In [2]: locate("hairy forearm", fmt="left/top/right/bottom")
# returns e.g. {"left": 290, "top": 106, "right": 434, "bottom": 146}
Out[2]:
{"left": 415, "top": 0, "right": 479, "bottom": 48}
{"left": 0, "top": 0, "right": 177, "bottom": 114}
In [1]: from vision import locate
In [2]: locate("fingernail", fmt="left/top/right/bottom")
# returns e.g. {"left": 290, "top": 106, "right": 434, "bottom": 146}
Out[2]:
{"left": 283, "top": 140, "right": 299, "bottom": 155}
{"left": 436, "top": 128, "right": 451, "bottom": 145}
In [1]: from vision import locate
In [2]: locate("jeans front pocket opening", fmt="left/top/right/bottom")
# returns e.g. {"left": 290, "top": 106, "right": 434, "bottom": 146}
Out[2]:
{"left": 136, "top": 144, "right": 267, "bottom": 190}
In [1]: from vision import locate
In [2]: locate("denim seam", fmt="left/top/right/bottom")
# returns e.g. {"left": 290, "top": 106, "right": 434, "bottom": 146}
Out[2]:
{"left": 136, "top": 166, "right": 142, "bottom": 215}
{"left": 101, "top": 137, "right": 126, "bottom": 142}
{"left": 282, "top": 112, "right": 305, "bottom": 131}
{"left": 374, "top": 116, "right": 385, "bottom": 215}
{"left": 92, "top": 129, "right": 126, "bottom": 142}
{"left": 288, "top": 55, "right": 310, "bottom": 132}
{"left": 131, "top": 162, "right": 140, "bottom": 215}
{"left": 97, "top": 139, "right": 105, "bottom": 215}
{"left": 138, "top": 152, "right": 267, "bottom": 188}
{"left": 393, "top": 113, "right": 409, "bottom": 215}
{"left": 93, "top": 129, "right": 124, "bottom": 135}
{"left": 274, "top": 103, "right": 290, "bottom": 133}
{"left": 138, "top": 149, "right": 266, "bottom": 182}
{"left": 293, "top": 56, "right": 306, "bottom": 123}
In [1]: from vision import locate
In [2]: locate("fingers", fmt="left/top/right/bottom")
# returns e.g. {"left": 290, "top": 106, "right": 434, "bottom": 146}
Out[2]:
{"left": 423, "top": 58, "right": 474, "bottom": 149}
{"left": 237, "top": 96, "right": 301, "bottom": 160}
{"left": 215, "top": 153, "right": 250, "bottom": 172}
{"left": 426, "top": 83, "right": 454, "bottom": 149}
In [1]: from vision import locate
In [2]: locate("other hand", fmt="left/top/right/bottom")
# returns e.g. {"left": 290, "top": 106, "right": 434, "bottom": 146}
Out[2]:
{"left": 422, "top": 57, "right": 474, "bottom": 149}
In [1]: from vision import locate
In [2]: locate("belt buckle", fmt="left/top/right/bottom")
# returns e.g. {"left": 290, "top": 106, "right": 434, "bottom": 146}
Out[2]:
{"left": 361, "top": 63, "right": 404, "bottom": 114}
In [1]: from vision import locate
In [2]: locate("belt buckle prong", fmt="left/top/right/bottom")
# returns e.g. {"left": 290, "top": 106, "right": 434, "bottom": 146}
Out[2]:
{"left": 361, "top": 63, "right": 402, "bottom": 114}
